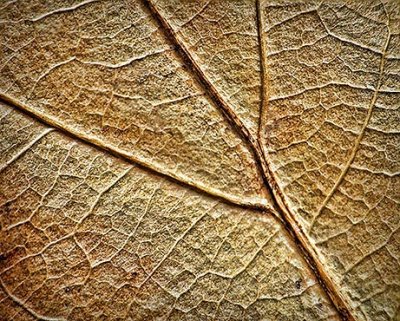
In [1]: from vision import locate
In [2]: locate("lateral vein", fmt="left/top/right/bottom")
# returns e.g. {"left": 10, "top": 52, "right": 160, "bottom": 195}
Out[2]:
{"left": 0, "top": 94, "right": 272, "bottom": 213}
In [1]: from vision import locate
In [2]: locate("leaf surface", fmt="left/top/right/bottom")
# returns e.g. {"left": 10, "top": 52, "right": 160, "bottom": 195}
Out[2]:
{"left": 0, "top": 102, "right": 338, "bottom": 320}
{"left": 0, "top": 0, "right": 399, "bottom": 320}
{"left": 0, "top": 0, "right": 270, "bottom": 208}
{"left": 258, "top": 1, "right": 400, "bottom": 320}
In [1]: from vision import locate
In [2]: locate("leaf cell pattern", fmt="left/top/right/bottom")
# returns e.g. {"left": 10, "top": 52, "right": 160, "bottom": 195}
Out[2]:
{"left": 0, "top": 0, "right": 399, "bottom": 320}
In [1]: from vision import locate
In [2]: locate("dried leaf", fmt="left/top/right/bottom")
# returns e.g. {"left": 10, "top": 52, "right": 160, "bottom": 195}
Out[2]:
{"left": 0, "top": 0, "right": 399, "bottom": 320}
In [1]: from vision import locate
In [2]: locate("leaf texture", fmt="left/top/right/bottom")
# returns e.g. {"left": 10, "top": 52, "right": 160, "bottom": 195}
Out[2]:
{"left": 258, "top": 0, "right": 400, "bottom": 320}
{"left": 0, "top": 0, "right": 399, "bottom": 320}
{"left": 0, "top": 102, "right": 339, "bottom": 320}
{"left": 0, "top": 0, "right": 270, "bottom": 208}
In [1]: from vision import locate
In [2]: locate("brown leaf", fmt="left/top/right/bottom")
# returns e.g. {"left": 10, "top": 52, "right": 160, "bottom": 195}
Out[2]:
{"left": 0, "top": 0, "right": 398, "bottom": 320}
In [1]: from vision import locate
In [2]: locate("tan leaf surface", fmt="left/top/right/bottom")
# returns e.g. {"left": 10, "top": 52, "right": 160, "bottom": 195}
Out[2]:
{"left": 0, "top": 0, "right": 399, "bottom": 320}
{"left": 0, "top": 0, "right": 270, "bottom": 208}
{"left": 259, "top": 0, "right": 400, "bottom": 320}
{"left": 151, "top": 0, "right": 262, "bottom": 137}
{"left": 0, "top": 103, "right": 338, "bottom": 320}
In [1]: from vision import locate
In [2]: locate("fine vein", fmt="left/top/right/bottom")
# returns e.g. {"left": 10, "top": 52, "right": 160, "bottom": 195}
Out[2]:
{"left": 145, "top": 0, "right": 355, "bottom": 319}
{"left": 0, "top": 94, "right": 270, "bottom": 213}
{"left": 312, "top": 30, "right": 392, "bottom": 226}
{"left": 256, "top": 1, "right": 355, "bottom": 320}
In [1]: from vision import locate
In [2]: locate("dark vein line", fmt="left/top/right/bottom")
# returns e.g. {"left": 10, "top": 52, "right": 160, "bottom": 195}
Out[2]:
{"left": 256, "top": 1, "right": 355, "bottom": 320}
{"left": 145, "top": 0, "right": 355, "bottom": 319}
{"left": 0, "top": 1, "right": 372, "bottom": 319}
{"left": 141, "top": 3, "right": 355, "bottom": 317}
{"left": 142, "top": 0, "right": 278, "bottom": 210}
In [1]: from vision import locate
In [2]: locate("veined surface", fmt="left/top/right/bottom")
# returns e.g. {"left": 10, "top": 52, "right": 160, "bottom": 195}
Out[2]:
{"left": 0, "top": 0, "right": 399, "bottom": 320}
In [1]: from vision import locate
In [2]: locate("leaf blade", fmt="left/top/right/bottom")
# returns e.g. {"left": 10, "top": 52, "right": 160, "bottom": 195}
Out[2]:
{"left": 0, "top": 103, "right": 340, "bottom": 320}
